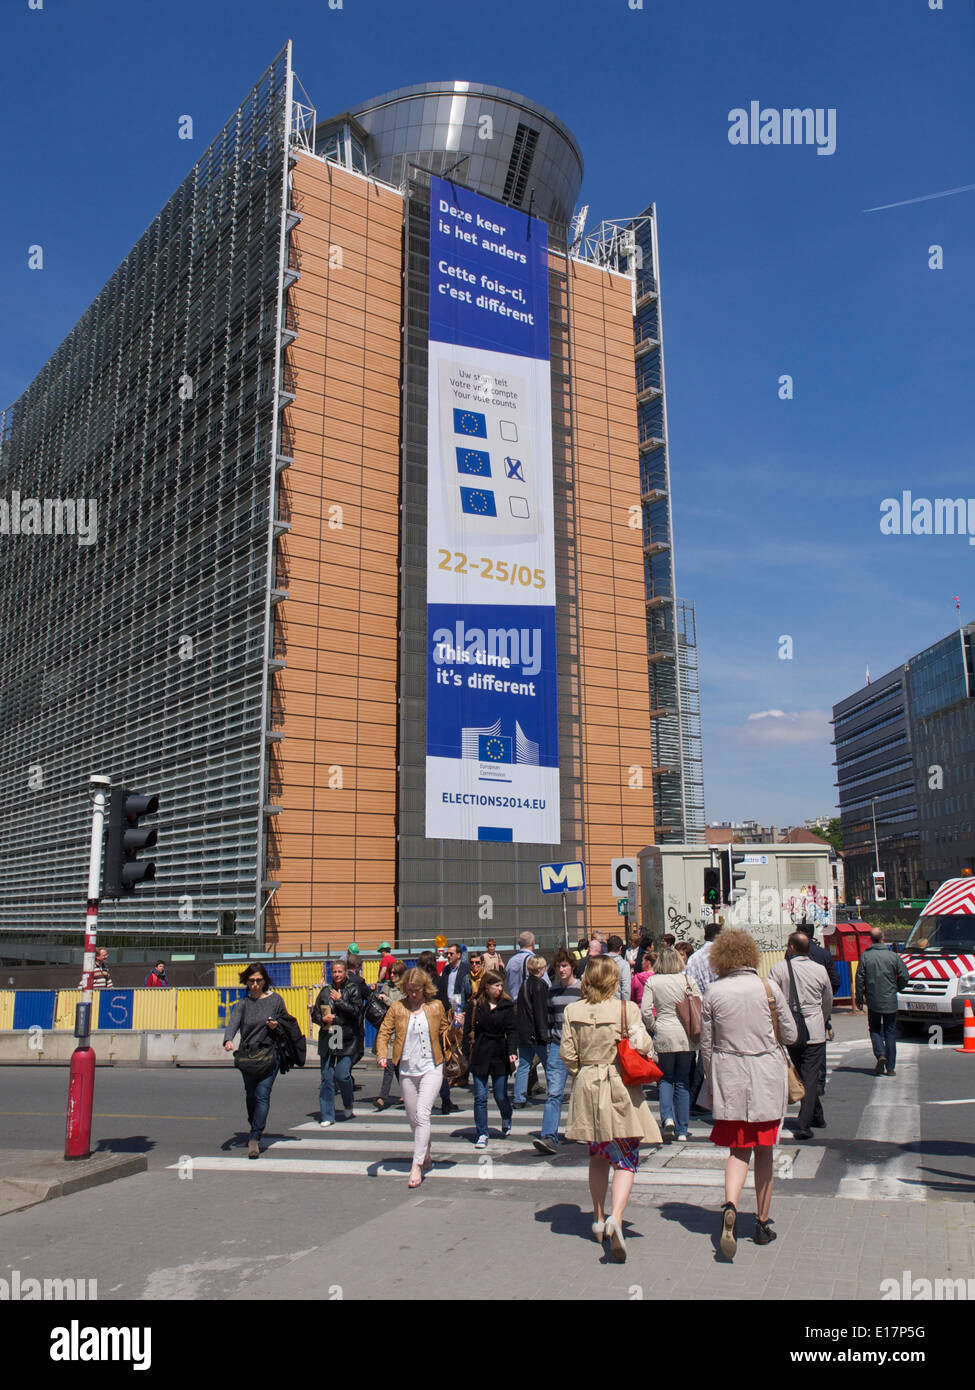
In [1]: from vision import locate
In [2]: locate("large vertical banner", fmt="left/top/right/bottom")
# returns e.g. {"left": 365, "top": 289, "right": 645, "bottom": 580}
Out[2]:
{"left": 426, "top": 177, "right": 558, "bottom": 843}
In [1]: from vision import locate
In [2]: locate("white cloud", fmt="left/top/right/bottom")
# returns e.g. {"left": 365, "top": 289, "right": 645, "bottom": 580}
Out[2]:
{"left": 739, "top": 708, "right": 832, "bottom": 745}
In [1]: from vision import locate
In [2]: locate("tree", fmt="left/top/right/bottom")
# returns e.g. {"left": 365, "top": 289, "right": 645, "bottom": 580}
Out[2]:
{"left": 809, "top": 818, "right": 842, "bottom": 854}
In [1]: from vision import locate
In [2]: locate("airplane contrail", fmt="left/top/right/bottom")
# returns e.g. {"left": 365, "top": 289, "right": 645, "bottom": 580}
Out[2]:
{"left": 864, "top": 182, "right": 975, "bottom": 212}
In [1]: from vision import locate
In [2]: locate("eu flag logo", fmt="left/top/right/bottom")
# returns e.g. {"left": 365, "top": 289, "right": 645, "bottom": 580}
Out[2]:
{"left": 453, "top": 409, "right": 487, "bottom": 438}
{"left": 478, "top": 734, "right": 512, "bottom": 763}
{"left": 460, "top": 487, "right": 497, "bottom": 517}
{"left": 456, "top": 448, "right": 492, "bottom": 478}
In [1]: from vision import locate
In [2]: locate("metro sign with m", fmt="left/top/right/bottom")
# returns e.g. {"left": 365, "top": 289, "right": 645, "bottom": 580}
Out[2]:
{"left": 539, "top": 861, "right": 586, "bottom": 894}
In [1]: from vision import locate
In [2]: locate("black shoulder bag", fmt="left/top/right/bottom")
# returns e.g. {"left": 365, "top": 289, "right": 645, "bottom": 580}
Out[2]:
{"left": 786, "top": 958, "right": 811, "bottom": 1047}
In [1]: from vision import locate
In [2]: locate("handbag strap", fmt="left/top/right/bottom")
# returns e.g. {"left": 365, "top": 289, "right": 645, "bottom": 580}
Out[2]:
{"left": 786, "top": 956, "right": 802, "bottom": 1015}
{"left": 762, "top": 979, "right": 782, "bottom": 1045}
{"left": 619, "top": 999, "right": 628, "bottom": 1042}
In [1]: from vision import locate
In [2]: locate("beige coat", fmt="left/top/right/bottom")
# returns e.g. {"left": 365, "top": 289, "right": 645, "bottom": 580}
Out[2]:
{"left": 642, "top": 971, "right": 700, "bottom": 1053}
{"left": 560, "top": 999, "right": 661, "bottom": 1144}
{"left": 768, "top": 955, "right": 833, "bottom": 1044}
{"left": 700, "top": 968, "right": 798, "bottom": 1123}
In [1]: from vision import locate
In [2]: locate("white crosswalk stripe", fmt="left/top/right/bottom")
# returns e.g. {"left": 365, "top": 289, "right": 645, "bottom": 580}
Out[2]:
{"left": 168, "top": 1084, "right": 827, "bottom": 1189}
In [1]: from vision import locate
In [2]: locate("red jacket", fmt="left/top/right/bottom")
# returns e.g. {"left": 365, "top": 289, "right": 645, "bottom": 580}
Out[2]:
{"left": 144, "top": 970, "right": 168, "bottom": 988}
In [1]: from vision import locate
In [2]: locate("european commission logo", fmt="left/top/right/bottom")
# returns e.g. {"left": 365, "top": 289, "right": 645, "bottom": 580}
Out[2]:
{"left": 454, "top": 409, "right": 487, "bottom": 438}
{"left": 460, "top": 487, "right": 497, "bottom": 517}
{"left": 478, "top": 734, "right": 512, "bottom": 764}
{"left": 456, "top": 447, "right": 492, "bottom": 478}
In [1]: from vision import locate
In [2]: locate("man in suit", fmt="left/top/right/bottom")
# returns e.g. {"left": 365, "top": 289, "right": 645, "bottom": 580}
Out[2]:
{"left": 437, "top": 943, "right": 471, "bottom": 1114}
{"left": 770, "top": 932, "right": 833, "bottom": 1139}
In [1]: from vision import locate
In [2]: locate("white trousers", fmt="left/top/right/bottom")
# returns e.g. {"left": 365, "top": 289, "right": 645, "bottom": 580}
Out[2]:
{"left": 400, "top": 1064, "right": 444, "bottom": 1166}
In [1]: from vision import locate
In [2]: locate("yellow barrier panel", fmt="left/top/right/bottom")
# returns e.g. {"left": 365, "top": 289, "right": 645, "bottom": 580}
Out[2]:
{"left": 275, "top": 986, "right": 311, "bottom": 1037}
{"left": 362, "top": 961, "right": 380, "bottom": 985}
{"left": 54, "top": 990, "right": 82, "bottom": 1030}
{"left": 176, "top": 988, "right": 220, "bottom": 1030}
{"left": 757, "top": 950, "right": 786, "bottom": 980}
{"left": 0, "top": 992, "right": 13, "bottom": 1030}
{"left": 133, "top": 988, "right": 178, "bottom": 1030}
{"left": 850, "top": 960, "right": 858, "bottom": 999}
{"left": 291, "top": 960, "right": 326, "bottom": 987}
{"left": 213, "top": 964, "right": 243, "bottom": 987}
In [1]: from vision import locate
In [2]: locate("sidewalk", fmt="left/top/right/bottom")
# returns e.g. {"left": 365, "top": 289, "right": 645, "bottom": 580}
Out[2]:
{"left": 232, "top": 1187, "right": 975, "bottom": 1302}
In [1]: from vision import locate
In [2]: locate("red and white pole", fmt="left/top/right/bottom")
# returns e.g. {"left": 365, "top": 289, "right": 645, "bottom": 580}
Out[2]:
{"left": 65, "top": 774, "right": 110, "bottom": 1159}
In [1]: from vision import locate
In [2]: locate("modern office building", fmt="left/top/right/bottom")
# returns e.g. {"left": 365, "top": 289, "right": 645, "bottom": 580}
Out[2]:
{"left": 0, "top": 44, "right": 703, "bottom": 957}
{"left": 832, "top": 622, "right": 975, "bottom": 901}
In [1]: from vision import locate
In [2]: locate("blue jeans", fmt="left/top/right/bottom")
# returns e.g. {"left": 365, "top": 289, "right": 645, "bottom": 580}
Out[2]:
{"left": 319, "top": 1053, "right": 354, "bottom": 1121}
{"left": 658, "top": 1050, "right": 694, "bottom": 1132}
{"left": 513, "top": 1043, "right": 548, "bottom": 1104}
{"left": 473, "top": 1072, "right": 512, "bottom": 1138}
{"left": 868, "top": 1011, "right": 898, "bottom": 1070}
{"left": 540, "top": 1050, "right": 569, "bottom": 1142}
{"left": 242, "top": 1058, "right": 279, "bottom": 1141}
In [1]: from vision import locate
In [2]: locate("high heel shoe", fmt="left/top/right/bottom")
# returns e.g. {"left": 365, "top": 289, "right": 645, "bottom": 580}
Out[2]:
{"left": 719, "top": 1202, "right": 738, "bottom": 1260}
{"left": 604, "top": 1217, "right": 627, "bottom": 1262}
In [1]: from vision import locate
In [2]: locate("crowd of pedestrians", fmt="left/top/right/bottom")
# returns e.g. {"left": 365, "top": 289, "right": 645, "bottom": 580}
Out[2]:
{"left": 219, "top": 918, "right": 900, "bottom": 1264}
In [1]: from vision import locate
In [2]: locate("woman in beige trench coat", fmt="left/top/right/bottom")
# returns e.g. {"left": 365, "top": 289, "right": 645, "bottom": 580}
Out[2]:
{"left": 561, "top": 957, "right": 661, "bottom": 1262}
{"left": 700, "top": 930, "right": 798, "bottom": 1260}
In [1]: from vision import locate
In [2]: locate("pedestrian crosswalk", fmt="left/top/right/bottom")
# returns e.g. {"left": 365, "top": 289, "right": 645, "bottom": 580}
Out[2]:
{"left": 166, "top": 1057, "right": 850, "bottom": 1190}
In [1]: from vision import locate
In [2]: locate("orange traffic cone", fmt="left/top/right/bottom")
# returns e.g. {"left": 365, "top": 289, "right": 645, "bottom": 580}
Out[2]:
{"left": 955, "top": 999, "right": 975, "bottom": 1053}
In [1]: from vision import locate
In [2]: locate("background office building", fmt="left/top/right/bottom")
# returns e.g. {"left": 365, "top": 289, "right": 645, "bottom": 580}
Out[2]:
{"left": 833, "top": 622, "right": 975, "bottom": 902}
{"left": 0, "top": 45, "right": 704, "bottom": 957}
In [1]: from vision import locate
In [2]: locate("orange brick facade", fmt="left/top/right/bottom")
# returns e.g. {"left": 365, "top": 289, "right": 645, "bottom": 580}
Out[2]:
{"left": 269, "top": 157, "right": 653, "bottom": 951}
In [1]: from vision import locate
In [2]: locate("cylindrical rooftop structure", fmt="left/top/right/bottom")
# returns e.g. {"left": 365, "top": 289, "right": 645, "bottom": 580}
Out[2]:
{"left": 315, "top": 80, "right": 584, "bottom": 230}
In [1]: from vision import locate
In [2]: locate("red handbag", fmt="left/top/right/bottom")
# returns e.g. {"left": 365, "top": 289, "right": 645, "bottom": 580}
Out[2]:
{"left": 616, "top": 1001, "right": 662, "bottom": 1086}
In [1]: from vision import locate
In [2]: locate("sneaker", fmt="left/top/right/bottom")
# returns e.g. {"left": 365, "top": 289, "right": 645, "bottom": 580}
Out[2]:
{"left": 501, "top": 1121, "right": 512, "bottom": 1137}
{"left": 533, "top": 1136, "right": 558, "bottom": 1155}
{"left": 474, "top": 1134, "right": 489, "bottom": 1150}
{"left": 675, "top": 1132, "right": 690, "bottom": 1142}
{"left": 441, "top": 1100, "right": 459, "bottom": 1115}
{"left": 512, "top": 1101, "right": 528, "bottom": 1110}
{"left": 662, "top": 1119, "right": 675, "bottom": 1145}
{"left": 874, "top": 1059, "right": 885, "bottom": 1076}
{"left": 318, "top": 1120, "right": 334, "bottom": 1128}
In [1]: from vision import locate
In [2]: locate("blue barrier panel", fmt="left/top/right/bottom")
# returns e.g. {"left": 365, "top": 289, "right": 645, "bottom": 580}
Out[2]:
{"left": 266, "top": 962, "right": 291, "bottom": 988}
{"left": 217, "top": 988, "right": 246, "bottom": 1032}
{"left": 97, "top": 990, "right": 134, "bottom": 1030}
{"left": 364, "top": 1021, "right": 377, "bottom": 1048}
{"left": 836, "top": 961, "right": 852, "bottom": 998}
{"left": 12, "top": 991, "right": 56, "bottom": 1030}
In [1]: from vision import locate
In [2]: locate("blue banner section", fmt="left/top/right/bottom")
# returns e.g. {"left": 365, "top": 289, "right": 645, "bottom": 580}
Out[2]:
{"left": 98, "top": 989, "right": 134, "bottom": 1030}
{"left": 12, "top": 990, "right": 55, "bottom": 1030}
{"left": 428, "top": 602, "right": 558, "bottom": 766}
{"left": 217, "top": 987, "right": 246, "bottom": 1030}
{"left": 429, "top": 176, "right": 550, "bottom": 361}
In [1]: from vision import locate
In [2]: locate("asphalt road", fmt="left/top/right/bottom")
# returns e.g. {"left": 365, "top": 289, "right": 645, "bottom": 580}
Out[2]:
{"left": 0, "top": 1011, "right": 972, "bottom": 1195}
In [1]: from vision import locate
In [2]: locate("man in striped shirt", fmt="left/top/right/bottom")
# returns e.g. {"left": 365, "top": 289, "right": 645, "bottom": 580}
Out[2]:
{"left": 533, "top": 949, "right": 582, "bottom": 1155}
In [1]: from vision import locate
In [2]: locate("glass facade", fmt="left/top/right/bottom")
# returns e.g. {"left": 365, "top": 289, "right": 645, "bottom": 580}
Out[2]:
{"left": 0, "top": 49, "right": 292, "bottom": 946}
{"left": 834, "top": 624, "right": 975, "bottom": 897}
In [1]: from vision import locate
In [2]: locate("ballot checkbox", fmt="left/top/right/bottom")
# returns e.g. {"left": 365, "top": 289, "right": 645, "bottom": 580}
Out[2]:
{"left": 499, "top": 420, "right": 518, "bottom": 442}
{"left": 509, "top": 496, "right": 530, "bottom": 519}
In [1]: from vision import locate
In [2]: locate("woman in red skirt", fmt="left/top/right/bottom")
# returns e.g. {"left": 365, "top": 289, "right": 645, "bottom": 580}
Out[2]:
{"left": 700, "top": 930, "right": 798, "bottom": 1259}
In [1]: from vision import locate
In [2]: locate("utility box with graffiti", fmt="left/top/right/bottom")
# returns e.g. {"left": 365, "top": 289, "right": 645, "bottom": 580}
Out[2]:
{"left": 637, "top": 843, "right": 834, "bottom": 952}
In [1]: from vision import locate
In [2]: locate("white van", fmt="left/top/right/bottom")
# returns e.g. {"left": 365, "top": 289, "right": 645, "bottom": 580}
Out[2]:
{"left": 897, "top": 877, "right": 975, "bottom": 1027}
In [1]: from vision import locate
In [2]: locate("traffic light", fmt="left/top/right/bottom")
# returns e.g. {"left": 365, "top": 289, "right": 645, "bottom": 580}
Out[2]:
{"left": 704, "top": 867, "right": 720, "bottom": 908}
{"left": 103, "top": 787, "right": 159, "bottom": 898}
{"left": 720, "top": 846, "right": 747, "bottom": 904}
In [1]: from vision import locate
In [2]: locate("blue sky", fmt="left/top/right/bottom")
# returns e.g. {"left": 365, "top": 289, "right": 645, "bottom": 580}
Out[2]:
{"left": 2, "top": 0, "right": 973, "bottom": 827}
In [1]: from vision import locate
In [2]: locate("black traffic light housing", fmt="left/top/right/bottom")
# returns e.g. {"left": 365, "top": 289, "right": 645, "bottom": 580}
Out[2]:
{"left": 704, "top": 867, "right": 720, "bottom": 907}
{"left": 103, "top": 787, "right": 159, "bottom": 898}
{"left": 720, "top": 845, "right": 747, "bottom": 904}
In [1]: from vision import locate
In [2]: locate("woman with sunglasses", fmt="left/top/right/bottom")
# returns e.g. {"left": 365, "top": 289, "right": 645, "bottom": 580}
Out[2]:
{"left": 223, "top": 962, "right": 287, "bottom": 1159}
